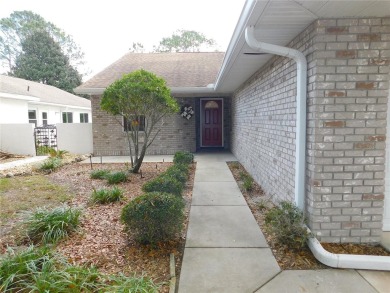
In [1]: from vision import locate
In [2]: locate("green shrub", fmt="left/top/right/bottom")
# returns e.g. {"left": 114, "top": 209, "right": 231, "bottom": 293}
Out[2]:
{"left": 48, "top": 149, "right": 68, "bottom": 159}
{"left": 173, "top": 151, "right": 194, "bottom": 165}
{"left": 121, "top": 192, "right": 185, "bottom": 244}
{"left": 91, "top": 187, "right": 124, "bottom": 204}
{"left": 24, "top": 205, "right": 81, "bottom": 244}
{"left": 264, "top": 201, "right": 310, "bottom": 250}
{"left": 0, "top": 246, "right": 53, "bottom": 291}
{"left": 242, "top": 175, "right": 254, "bottom": 191}
{"left": 164, "top": 164, "right": 189, "bottom": 184}
{"left": 40, "top": 157, "right": 62, "bottom": 171}
{"left": 36, "top": 146, "right": 55, "bottom": 156}
{"left": 0, "top": 246, "right": 158, "bottom": 292}
{"left": 90, "top": 169, "right": 110, "bottom": 179}
{"left": 106, "top": 171, "right": 128, "bottom": 184}
{"left": 142, "top": 175, "right": 183, "bottom": 197}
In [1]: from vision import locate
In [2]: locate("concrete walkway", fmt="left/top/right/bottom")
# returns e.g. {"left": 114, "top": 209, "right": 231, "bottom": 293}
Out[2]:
{"left": 178, "top": 153, "right": 390, "bottom": 293}
{"left": 0, "top": 156, "right": 47, "bottom": 171}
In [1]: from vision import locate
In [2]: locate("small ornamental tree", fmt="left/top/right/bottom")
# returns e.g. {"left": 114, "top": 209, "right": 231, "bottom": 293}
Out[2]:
{"left": 101, "top": 69, "right": 179, "bottom": 173}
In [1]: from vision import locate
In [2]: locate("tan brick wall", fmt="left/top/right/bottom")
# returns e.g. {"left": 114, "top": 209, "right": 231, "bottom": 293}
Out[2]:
{"left": 91, "top": 96, "right": 196, "bottom": 155}
{"left": 231, "top": 17, "right": 390, "bottom": 243}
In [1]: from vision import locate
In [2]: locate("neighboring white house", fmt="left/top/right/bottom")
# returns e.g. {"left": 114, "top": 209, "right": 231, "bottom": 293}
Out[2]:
{"left": 0, "top": 75, "right": 91, "bottom": 126}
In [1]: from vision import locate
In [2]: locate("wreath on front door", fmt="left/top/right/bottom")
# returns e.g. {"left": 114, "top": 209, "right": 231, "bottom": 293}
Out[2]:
{"left": 180, "top": 104, "right": 194, "bottom": 120}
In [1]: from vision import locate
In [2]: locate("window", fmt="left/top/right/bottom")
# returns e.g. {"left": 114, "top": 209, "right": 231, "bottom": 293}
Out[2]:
{"left": 80, "top": 113, "right": 89, "bottom": 123}
{"left": 42, "top": 112, "right": 48, "bottom": 126}
{"left": 123, "top": 116, "right": 145, "bottom": 132}
{"left": 28, "top": 110, "right": 37, "bottom": 126}
{"left": 62, "top": 112, "right": 73, "bottom": 123}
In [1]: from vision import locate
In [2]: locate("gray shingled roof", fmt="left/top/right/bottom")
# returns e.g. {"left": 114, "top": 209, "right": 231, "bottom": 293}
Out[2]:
{"left": 76, "top": 52, "right": 225, "bottom": 91}
{"left": 0, "top": 75, "right": 91, "bottom": 108}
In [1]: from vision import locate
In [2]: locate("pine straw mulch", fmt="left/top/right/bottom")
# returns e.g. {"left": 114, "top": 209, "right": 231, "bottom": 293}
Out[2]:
{"left": 227, "top": 162, "right": 390, "bottom": 270}
{"left": 1, "top": 161, "right": 195, "bottom": 293}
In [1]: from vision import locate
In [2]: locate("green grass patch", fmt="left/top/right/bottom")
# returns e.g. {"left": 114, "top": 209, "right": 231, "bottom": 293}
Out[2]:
{"left": 39, "top": 157, "right": 62, "bottom": 172}
{"left": 106, "top": 171, "right": 128, "bottom": 185}
{"left": 90, "top": 169, "right": 110, "bottom": 179}
{"left": 0, "top": 175, "right": 69, "bottom": 221}
{"left": 24, "top": 206, "right": 81, "bottom": 244}
{"left": 91, "top": 187, "right": 124, "bottom": 204}
{"left": 0, "top": 246, "right": 159, "bottom": 292}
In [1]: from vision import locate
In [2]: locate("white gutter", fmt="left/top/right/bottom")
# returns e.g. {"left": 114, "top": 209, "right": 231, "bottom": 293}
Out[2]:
{"left": 0, "top": 92, "right": 40, "bottom": 102}
{"left": 245, "top": 25, "right": 307, "bottom": 210}
{"left": 307, "top": 227, "right": 390, "bottom": 271}
{"left": 246, "top": 25, "right": 390, "bottom": 271}
{"left": 28, "top": 101, "right": 91, "bottom": 110}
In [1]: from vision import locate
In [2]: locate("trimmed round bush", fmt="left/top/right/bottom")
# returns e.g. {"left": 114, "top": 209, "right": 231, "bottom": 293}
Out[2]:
{"left": 164, "top": 164, "right": 189, "bottom": 184}
{"left": 142, "top": 175, "right": 183, "bottom": 197}
{"left": 173, "top": 151, "right": 194, "bottom": 165}
{"left": 121, "top": 192, "right": 185, "bottom": 244}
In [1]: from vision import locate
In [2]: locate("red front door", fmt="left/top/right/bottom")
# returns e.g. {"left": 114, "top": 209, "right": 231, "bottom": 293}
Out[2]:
{"left": 201, "top": 99, "right": 223, "bottom": 147}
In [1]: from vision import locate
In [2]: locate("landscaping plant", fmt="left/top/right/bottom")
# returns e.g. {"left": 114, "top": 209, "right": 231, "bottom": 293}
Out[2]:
{"left": 39, "top": 157, "right": 62, "bottom": 172}
{"left": 101, "top": 69, "right": 179, "bottom": 173}
{"left": 121, "top": 192, "right": 185, "bottom": 244}
{"left": 164, "top": 164, "right": 189, "bottom": 184}
{"left": 48, "top": 148, "right": 68, "bottom": 159}
{"left": 106, "top": 171, "right": 128, "bottom": 184}
{"left": 91, "top": 186, "right": 124, "bottom": 204}
{"left": 90, "top": 169, "right": 110, "bottom": 179}
{"left": 142, "top": 175, "right": 183, "bottom": 197}
{"left": 24, "top": 205, "right": 81, "bottom": 244}
{"left": 173, "top": 151, "right": 194, "bottom": 165}
{"left": 264, "top": 201, "right": 310, "bottom": 250}
{"left": 0, "top": 246, "right": 158, "bottom": 292}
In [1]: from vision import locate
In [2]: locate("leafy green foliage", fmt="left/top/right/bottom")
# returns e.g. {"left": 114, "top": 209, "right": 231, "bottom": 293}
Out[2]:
{"left": 91, "top": 187, "right": 124, "bottom": 204}
{"left": 264, "top": 201, "right": 310, "bottom": 250}
{"left": 164, "top": 164, "right": 189, "bottom": 184}
{"left": 24, "top": 206, "right": 81, "bottom": 244}
{"left": 106, "top": 171, "right": 128, "bottom": 185}
{"left": 11, "top": 30, "right": 82, "bottom": 94}
{"left": 142, "top": 175, "right": 183, "bottom": 197}
{"left": 173, "top": 151, "right": 194, "bottom": 165}
{"left": 101, "top": 69, "right": 179, "bottom": 173}
{"left": 90, "top": 169, "right": 110, "bottom": 179}
{"left": 40, "top": 157, "right": 62, "bottom": 172}
{"left": 121, "top": 192, "right": 185, "bottom": 244}
{"left": 0, "top": 10, "right": 85, "bottom": 76}
{"left": 154, "top": 30, "right": 216, "bottom": 52}
{"left": 0, "top": 246, "right": 158, "bottom": 292}
{"left": 239, "top": 171, "right": 254, "bottom": 191}
{"left": 36, "top": 145, "right": 55, "bottom": 156}
{"left": 48, "top": 149, "right": 68, "bottom": 159}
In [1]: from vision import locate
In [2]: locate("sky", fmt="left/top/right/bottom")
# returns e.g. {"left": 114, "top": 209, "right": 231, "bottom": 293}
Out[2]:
{"left": 0, "top": 0, "right": 246, "bottom": 80}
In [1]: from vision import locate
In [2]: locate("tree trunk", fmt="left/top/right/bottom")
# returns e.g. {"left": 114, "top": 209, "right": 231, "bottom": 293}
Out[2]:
{"left": 132, "top": 143, "right": 147, "bottom": 173}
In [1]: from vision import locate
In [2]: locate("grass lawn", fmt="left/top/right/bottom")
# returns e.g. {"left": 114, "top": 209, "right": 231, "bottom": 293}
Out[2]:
{"left": 0, "top": 175, "right": 70, "bottom": 221}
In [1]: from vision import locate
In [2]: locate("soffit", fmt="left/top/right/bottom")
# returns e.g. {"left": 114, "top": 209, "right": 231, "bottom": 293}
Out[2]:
{"left": 215, "top": 0, "right": 390, "bottom": 93}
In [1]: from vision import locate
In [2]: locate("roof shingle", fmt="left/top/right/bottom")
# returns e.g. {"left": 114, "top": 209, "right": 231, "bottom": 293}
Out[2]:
{"left": 0, "top": 75, "right": 90, "bottom": 108}
{"left": 76, "top": 52, "right": 225, "bottom": 91}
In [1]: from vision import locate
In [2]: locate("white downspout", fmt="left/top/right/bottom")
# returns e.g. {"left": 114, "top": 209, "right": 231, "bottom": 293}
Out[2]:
{"left": 245, "top": 25, "right": 390, "bottom": 271}
{"left": 245, "top": 26, "right": 306, "bottom": 210}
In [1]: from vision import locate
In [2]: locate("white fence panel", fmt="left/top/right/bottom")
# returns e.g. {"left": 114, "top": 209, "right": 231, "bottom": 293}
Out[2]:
{"left": 0, "top": 124, "right": 35, "bottom": 156}
{"left": 56, "top": 123, "right": 93, "bottom": 154}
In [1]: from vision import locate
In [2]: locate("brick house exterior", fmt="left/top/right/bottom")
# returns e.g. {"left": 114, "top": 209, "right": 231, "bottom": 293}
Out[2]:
{"left": 76, "top": 1, "right": 390, "bottom": 244}
{"left": 231, "top": 17, "right": 390, "bottom": 243}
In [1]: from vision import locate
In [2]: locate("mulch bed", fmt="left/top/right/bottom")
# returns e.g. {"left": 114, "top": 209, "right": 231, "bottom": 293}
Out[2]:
{"left": 227, "top": 162, "right": 390, "bottom": 270}
{"left": 1, "top": 161, "right": 195, "bottom": 292}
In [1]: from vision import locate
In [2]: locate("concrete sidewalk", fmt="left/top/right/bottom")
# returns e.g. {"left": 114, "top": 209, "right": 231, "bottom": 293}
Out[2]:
{"left": 178, "top": 153, "right": 390, "bottom": 293}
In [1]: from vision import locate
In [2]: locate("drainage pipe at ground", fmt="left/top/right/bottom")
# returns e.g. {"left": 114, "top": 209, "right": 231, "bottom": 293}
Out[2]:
{"left": 245, "top": 25, "right": 390, "bottom": 271}
{"left": 307, "top": 227, "right": 390, "bottom": 271}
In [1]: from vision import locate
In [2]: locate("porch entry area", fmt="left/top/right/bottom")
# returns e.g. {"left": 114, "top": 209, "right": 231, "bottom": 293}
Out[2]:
{"left": 200, "top": 98, "right": 223, "bottom": 147}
